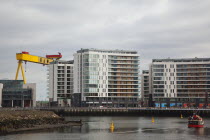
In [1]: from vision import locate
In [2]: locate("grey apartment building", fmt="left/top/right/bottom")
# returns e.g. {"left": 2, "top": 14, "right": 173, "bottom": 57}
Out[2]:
{"left": 145, "top": 58, "right": 210, "bottom": 108}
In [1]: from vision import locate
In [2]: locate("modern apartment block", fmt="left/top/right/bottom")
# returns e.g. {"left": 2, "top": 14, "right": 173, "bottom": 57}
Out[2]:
{"left": 141, "top": 70, "right": 150, "bottom": 106}
{"left": 47, "top": 60, "right": 74, "bottom": 107}
{"left": 149, "top": 58, "right": 210, "bottom": 108}
{"left": 73, "top": 48, "right": 140, "bottom": 107}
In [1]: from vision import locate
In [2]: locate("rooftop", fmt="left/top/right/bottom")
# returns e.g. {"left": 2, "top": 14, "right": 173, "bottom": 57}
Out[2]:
{"left": 77, "top": 48, "right": 137, "bottom": 54}
{"left": 153, "top": 57, "right": 210, "bottom": 63}
{"left": 0, "top": 80, "right": 24, "bottom": 89}
{"left": 50, "top": 60, "right": 74, "bottom": 64}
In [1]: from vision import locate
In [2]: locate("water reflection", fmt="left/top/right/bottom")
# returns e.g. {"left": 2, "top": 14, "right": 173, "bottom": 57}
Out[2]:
{"left": 141, "top": 127, "right": 185, "bottom": 134}
{"left": 112, "top": 128, "right": 139, "bottom": 134}
{"left": 195, "top": 128, "right": 205, "bottom": 136}
{"left": 1, "top": 117, "right": 210, "bottom": 140}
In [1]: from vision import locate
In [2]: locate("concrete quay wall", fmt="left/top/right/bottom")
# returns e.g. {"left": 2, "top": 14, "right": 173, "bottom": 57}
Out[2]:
{"left": 41, "top": 107, "right": 210, "bottom": 117}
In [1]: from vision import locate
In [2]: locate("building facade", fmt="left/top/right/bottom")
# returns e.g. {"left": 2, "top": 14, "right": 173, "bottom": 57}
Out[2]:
{"left": 73, "top": 49, "right": 140, "bottom": 107}
{"left": 0, "top": 80, "right": 36, "bottom": 107}
{"left": 149, "top": 58, "right": 210, "bottom": 108}
{"left": 0, "top": 83, "right": 3, "bottom": 107}
{"left": 47, "top": 60, "right": 74, "bottom": 107}
{"left": 141, "top": 70, "right": 150, "bottom": 106}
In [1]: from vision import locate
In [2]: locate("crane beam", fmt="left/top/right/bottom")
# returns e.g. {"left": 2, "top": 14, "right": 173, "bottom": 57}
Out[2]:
{"left": 15, "top": 52, "right": 62, "bottom": 84}
{"left": 16, "top": 53, "right": 54, "bottom": 65}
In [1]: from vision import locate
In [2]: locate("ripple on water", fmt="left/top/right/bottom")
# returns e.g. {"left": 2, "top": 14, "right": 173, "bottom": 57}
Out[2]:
{"left": 141, "top": 127, "right": 185, "bottom": 134}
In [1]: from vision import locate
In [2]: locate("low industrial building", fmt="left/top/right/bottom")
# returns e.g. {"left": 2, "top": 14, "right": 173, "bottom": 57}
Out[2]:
{"left": 0, "top": 80, "right": 36, "bottom": 107}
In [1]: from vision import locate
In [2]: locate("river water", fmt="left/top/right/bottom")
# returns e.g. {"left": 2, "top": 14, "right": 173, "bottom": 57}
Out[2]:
{"left": 1, "top": 116, "right": 210, "bottom": 140}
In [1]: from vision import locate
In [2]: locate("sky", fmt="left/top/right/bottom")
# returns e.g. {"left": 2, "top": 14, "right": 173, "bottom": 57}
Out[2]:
{"left": 0, "top": 0, "right": 210, "bottom": 100}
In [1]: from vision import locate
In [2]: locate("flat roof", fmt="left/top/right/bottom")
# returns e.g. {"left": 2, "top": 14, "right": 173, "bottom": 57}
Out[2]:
{"left": 51, "top": 60, "right": 74, "bottom": 64}
{"left": 77, "top": 48, "right": 137, "bottom": 54}
{"left": 153, "top": 58, "right": 210, "bottom": 63}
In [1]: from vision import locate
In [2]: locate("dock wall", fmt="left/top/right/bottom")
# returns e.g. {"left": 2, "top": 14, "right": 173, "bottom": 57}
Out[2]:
{"left": 40, "top": 108, "right": 210, "bottom": 117}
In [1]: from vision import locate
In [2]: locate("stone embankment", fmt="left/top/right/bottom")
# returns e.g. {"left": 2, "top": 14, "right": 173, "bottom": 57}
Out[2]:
{"left": 0, "top": 110, "right": 81, "bottom": 135}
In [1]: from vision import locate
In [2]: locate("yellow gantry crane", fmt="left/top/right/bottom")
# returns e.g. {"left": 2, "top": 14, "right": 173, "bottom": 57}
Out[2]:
{"left": 15, "top": 51, "right": 62, "bottom": 84}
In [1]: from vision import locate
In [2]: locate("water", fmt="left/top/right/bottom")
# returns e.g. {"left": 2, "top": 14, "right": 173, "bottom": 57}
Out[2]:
{"left": 1, "top": 116, "right": 210, "bottom": 140}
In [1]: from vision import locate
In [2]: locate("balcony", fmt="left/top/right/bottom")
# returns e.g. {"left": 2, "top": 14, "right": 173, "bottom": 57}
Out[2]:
{"left": 108, "top": 79, "right": 140, "bottom": 82}
{"left": 109, "top": 70, "right": 139, "bottom": 73}
{"left": 176, "top": 78, "right": 210, "bottom": 81}
{"left": 108, "top": 75, "right": 139, "bottom": 78}
{"left": 108, "top": 83, "right": 139, "bottom": 85}
{"left": 108, "top": 57, "right": 139, "bottom": 61}
{"left": 177, "top": 87, "right": 210, "bottom": 89}
{"left": 177, "top": 94, "right": 206, "bottom": 98}
{"left": 109, "top": 61, "right": 139, "bottom": 65}
{"left": 176, "top": 83, "right": 210, "bottom": 85}
{"left": 108, "top": 91, "right": 139, "bottom": 93}
{"left": 176, "top": 66, "right": 210, "bottom": 69}
{"left": 109, "top": 67, "right": 139, "bottom": 70}
{"left": 176, "top": 71, "right": 210, "bottom": 73}
{"left": 108, "top": 88, "right": 139, "bottom": 90}
{"left": 176, "top": 75, "right": 210, "bottom": 77}
{"left": 177, "top": 92, "right": 207, "bottom": 94}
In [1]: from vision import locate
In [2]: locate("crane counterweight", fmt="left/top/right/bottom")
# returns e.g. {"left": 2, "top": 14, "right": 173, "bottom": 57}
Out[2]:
{"left": 46, "top": 52, "right": 62, "bottom": 60}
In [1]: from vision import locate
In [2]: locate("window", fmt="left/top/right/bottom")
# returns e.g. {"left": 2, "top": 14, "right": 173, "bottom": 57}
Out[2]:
{"left": 153, "top": 65, "right": 164, "bottom": 68}
{"left": 170, "top": 64, "right": 174, "bottom": 68}
{"left": 154, "top": 73, "right": 164, "bottom": 76}
{"left": 153, "top": 69, "right": 164, "bottom": 72}
{"left": 154, "top": 77, "right": 164, "bottom": 80}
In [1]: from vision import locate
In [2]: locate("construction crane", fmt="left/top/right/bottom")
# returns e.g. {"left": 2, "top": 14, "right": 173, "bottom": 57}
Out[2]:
{"left": 15, "top": 51, "right": 62, "bottom": 84}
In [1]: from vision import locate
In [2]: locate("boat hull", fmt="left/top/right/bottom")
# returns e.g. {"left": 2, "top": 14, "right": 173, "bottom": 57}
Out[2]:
{"left": 188, "top": 120, "right": 204, "bottom": 128}
{"left": 188, "top": 124, "right": 204, "bottom": 128}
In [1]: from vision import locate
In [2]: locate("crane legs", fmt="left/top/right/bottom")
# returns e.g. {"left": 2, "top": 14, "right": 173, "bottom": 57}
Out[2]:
{"left": 15, "top": 60, "right": 26, "bottom": 84}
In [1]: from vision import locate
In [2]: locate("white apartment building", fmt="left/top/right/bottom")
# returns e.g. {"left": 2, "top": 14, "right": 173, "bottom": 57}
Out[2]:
{"left": 47, "top": 60, "right": 74, "bottom": 107}
{"left": 73, "top": 48, "right": 140, "bottom": 107}
{"left": 149, "top": 58, "right": 210, "bottom": 108}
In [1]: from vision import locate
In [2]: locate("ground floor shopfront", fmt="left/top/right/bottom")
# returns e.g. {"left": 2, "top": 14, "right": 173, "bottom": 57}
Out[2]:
{"left": 144, "top": 97, "right": 210, "bottom": 108}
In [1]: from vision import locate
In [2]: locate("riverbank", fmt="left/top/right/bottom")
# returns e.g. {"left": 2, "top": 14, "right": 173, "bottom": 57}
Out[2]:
{"left": 0, "top": 110, "right": 82, "bottom": 135}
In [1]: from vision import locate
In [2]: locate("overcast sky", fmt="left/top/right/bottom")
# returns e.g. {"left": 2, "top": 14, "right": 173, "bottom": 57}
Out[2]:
{"left": 0, "top": 0, "right": 210, "bottom": 100}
